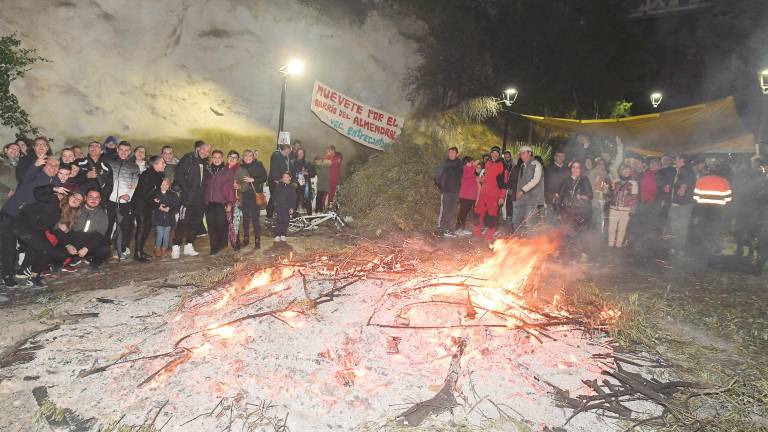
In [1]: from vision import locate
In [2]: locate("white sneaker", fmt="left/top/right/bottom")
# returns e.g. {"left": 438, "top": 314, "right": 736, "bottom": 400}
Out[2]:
{"left": 280, "top": 236, "right": 287, "bottom": 242}
{"left": 274, "top": 236, "right": 281, "bottom": 242}
{"left": 183, "top": 244, "right": 199, "bottom": 256}
{"left": 171, "top": 245, "right": 180, "bottom": 259}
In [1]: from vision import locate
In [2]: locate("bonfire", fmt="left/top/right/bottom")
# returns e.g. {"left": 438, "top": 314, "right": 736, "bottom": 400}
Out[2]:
{"left": 3, "top": 235, "right": 713, "bottom": 431}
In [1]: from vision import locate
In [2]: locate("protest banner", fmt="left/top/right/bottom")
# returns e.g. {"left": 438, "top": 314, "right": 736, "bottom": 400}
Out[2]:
{"left": 310, "top": 81, "right": 404, "bottom": 151}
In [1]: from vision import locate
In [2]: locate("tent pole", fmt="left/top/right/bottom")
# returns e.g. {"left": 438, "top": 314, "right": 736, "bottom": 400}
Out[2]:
{"left": 758, "top": 96, "right": 767, "bottom": 157}
{"left": 527, "top": 119, "right": 533, "bottom": 146}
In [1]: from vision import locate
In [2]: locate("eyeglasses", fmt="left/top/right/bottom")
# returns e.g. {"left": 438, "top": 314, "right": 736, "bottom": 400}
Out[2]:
{"left": 228, "top": 155, "right": 239, "bottom": 159}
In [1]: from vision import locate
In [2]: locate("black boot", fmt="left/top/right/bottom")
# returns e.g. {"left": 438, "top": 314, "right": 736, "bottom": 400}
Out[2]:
{"left": 254, "top": 237, "right": 261, "bottom": 250}
{"left": 242, "top": 236, "right": 249, "bottom": 247}
{"left": 134, "top": 253, "right": 150, "bottom": 263}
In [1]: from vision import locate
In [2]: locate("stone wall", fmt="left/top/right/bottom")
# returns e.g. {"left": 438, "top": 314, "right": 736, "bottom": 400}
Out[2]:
{"left": 0, "top": 0, "right": 420, "bottom": 161}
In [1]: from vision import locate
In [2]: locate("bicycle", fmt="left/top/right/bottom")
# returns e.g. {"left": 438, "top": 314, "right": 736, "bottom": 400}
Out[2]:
{"left": 287, "top": 203, "right": 347, "bottom": 234}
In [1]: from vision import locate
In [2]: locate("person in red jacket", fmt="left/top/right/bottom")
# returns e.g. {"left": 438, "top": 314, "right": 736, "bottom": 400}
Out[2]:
{"left": 326, "top": 145, "right": 343, "bottom": 205}
{"left": 473, "top": 146, "right": 507, "bottom": 242}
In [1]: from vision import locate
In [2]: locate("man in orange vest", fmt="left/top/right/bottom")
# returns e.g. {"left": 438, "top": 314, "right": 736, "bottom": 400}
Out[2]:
{"left": 691, "top": 162, "right": 732, "bottom": 258}
{"left": 693, "top": 172, "right": 732, "bottom": 206}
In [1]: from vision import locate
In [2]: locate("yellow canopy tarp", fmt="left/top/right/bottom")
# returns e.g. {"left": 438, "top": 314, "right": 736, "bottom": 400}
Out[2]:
{"left": 523, "top": 96, "right": 755, "bottom": 156}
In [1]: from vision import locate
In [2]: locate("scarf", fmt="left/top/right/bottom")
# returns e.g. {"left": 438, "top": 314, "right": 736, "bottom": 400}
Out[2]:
{"left": 208, "top": 163, "right": 225, "bottom": 176}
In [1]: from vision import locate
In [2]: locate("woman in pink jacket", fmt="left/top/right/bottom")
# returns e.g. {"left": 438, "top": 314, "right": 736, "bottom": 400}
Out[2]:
{"left": 456, "top": 156, "right": 479, "bottom": 232}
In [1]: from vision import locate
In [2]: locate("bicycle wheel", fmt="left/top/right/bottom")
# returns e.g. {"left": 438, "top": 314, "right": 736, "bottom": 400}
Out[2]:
{"left": 333, "top": 214, "right": 346, "bottom": 231}
{"left": 288, "top": 218, "right": 306, "bottom": 234}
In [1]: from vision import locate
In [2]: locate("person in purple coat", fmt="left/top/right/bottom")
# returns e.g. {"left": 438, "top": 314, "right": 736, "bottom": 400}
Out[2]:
{"left": 204, "top": 150, "right": 236, "bottom": 255}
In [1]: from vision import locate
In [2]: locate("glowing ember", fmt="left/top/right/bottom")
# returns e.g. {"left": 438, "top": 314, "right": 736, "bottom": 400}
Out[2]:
{"left": 209, "top": 326, "right": 235, "bottom": 339}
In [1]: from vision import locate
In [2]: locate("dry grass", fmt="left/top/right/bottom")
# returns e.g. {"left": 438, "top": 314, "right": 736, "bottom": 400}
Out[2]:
{"left": 580, "top": 280, "right": 768, "bottom": 431}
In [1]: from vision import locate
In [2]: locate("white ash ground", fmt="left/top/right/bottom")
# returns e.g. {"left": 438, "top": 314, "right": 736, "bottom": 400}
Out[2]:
{"left": 1, "top": 267, "right": 658, "bottom": 431}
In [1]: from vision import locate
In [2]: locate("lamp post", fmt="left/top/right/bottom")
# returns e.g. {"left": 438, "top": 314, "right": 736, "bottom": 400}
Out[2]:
{"left": 501, "top": 88, "right": 518, "bottom": 152}
{"left": 758, "top": 69, "right": 768, "bottom": 156}
{"left": 275, "top": 59, "right": 305, "bottom": 149}
{"left": 650, "top": 92, "right": 663, "bottom": 109}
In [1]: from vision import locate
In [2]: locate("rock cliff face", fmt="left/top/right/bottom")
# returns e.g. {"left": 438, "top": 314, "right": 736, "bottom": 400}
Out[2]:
{"left": 0, "top": 0, "right": 419, "bottom": 158}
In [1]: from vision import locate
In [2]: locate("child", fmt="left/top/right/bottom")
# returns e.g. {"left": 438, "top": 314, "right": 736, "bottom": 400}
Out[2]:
{"left": 152, "top": 178, "right": 180, "bottom": 257}
{"left": 273, "top": 171, "right": 296, "bottom": 242}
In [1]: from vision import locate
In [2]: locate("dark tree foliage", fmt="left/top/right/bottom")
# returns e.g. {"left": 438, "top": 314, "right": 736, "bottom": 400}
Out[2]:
{"left": 399, "top": 0, "right": 654, "bottom": 118}
{"left": 307, "top": 0, "right": 768, "bottom": 133}
{"left": 0, "top": 33, "right": 47, "bottom": 139}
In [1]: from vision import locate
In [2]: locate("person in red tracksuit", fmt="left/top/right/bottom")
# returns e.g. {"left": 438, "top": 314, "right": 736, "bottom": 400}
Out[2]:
{"left": 473, "top": 146, "right": 507, "bottom": 241}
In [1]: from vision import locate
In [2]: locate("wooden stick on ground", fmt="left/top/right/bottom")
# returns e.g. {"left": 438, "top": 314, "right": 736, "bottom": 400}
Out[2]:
{"left": 395, "top": 338, "right": 468, "bottom": 427}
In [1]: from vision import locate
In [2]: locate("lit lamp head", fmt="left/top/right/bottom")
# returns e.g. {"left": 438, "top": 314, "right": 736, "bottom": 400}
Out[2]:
{"left": 280, "top": 59, "right": 305, "bottom": 76}
{"left": 650, "top": 92, "right": 663, "bottom": 108}
{"left": 760, "top": 69, "right": 768, "bottom": 95}
{"left": 502, "top": 88, "right": 518, "bottom": 106}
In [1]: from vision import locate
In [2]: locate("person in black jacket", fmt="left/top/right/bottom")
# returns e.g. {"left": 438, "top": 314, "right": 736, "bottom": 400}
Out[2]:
{"left": 132, "top": 156, "right": 166, "bottom": 262}
{"left": 554, "top": 161, "right": 593, "bottom": 261}
{"left": 273, "top": 171, "right": 296, "bottom": 242}
{"left": 236, "top": 149, "right": 267, "bottom": 249}
{"left": 504, "top": 157, "right": 522, "bottom": 224}
{"left": 171, "top": 140, "right": 211, "bottom": 258}
{"left": 434, "top": 147, "right": 463, "bottom": 236}
{"left": 1, "top": 158, "right": 61, "bottom": 287}
{"left": 267, "top": 144, "right": 291, "bottom": 218}
{"left": 152, "top": 178, "right": 180, "bottom": 257}
{"left": 15, "top": 137, "right": 52, "bottom": 186}
{"left": 75, "top": 141, "right": 114, "bottom": 200}
{"left": 291, "top": 148, "right": 316, "bottom": 215}
{"left": 12, "top": 184, "right": 82, "bottom": 287}
{"left": 555, "top": 161, "right": 593, "bottom": 231}
{"left": 545, "top": 150, "right": 570, "bottom": 212}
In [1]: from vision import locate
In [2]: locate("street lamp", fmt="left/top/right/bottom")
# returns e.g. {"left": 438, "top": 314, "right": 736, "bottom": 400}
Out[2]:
{"left": 276, "top": 58, "right": 305, "bottom": 149}
{"left": 650, "top": 92, "right": 663, "bottom": 108}
{"left": 501, "top": 88, "right": 518, "bottom": 152}
{"left": 502, "top": 88, "right": 519, "bottom": 106}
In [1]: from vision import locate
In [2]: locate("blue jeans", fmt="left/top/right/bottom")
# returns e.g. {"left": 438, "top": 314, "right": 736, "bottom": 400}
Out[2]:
{"left": 155, "top": 226, "right": 172, "bottom": 248}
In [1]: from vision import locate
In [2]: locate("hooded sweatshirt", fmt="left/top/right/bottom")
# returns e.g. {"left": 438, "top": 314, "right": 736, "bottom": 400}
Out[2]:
{"left": 459, "top": 164, "right": 479, "bottom": 200}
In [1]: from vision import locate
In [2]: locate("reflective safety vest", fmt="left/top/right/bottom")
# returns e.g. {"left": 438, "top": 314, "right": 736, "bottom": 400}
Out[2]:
{"left": 693, "top": 175, "right": 732, "bottom": 206}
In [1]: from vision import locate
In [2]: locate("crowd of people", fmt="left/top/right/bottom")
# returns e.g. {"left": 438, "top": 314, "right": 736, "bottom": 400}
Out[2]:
{"left": 0, "top": 137, "right": 343, "bottom": 288}
{"left": 435, "top": 136, "right": 767, "bottom": 265}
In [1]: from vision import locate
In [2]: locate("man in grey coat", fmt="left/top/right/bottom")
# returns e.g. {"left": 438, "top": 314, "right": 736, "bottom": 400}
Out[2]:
{"left": 513, "top": 146, "right": 544, "bottom": 230}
